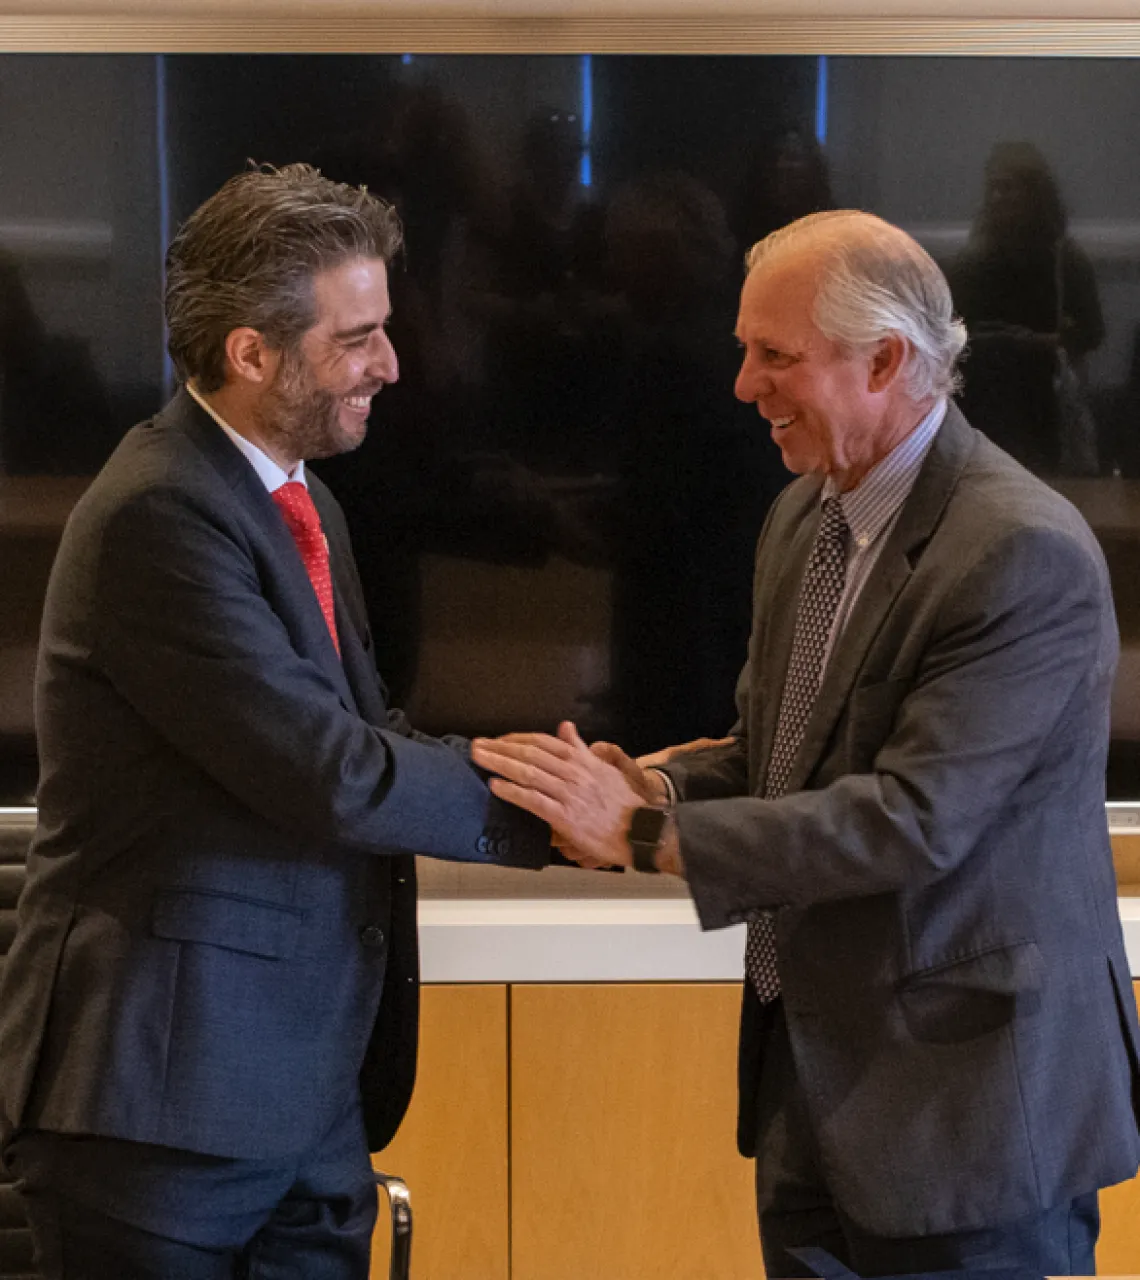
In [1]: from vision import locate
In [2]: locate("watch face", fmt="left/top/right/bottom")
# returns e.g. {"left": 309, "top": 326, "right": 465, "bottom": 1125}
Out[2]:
{"left": 629, "top": 806, "right": 669, "bottom": 845}
{"left": 628, "top": 806, "right": 668, "bottom": 873}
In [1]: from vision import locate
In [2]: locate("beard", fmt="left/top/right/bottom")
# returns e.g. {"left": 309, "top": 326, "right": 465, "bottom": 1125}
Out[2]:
{"left": 257, "top": 346, "right": 369, "bottom": 463}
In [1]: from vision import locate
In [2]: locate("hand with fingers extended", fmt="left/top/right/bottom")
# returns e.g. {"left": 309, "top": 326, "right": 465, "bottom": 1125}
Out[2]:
{"left": 471, "top": 721, "right": 641, "bottom": 868}
{"left": 634, "top": 736, "right": 737, "bottom": 770}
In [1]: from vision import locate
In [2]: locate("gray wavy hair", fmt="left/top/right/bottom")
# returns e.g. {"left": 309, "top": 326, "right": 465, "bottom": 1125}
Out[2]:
{"left": 165, "top": 163, "right": 403, "bottom": 393}
{"left": 746, "top": 210, "right": 966, "bottom": 400}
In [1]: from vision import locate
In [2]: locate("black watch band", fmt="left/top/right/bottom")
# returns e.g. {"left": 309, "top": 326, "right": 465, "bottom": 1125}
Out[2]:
{"left": 627, "top": 806, "right": 671, "bottom": 874}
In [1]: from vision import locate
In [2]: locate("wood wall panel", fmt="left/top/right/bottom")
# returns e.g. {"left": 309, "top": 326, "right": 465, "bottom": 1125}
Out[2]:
{"left": 1094, "top": 981, "right": 1140, "bottom": 1274}
{"left": 1112, "top": 832, "right": 1140, "bottom": 887}
{"left": 366, "top": 975, "right": 1140, "bottom": 1275}
{"left": 510, "top": 982, "right": 759, "bottom": 1280}
{"left": 370, "top": 984, "right": 509, "bottom": 1280}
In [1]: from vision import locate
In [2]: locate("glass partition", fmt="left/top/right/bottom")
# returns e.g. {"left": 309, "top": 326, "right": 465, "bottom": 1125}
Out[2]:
{"left": 2, "top": 51, "right": 1138, "bottom": 802}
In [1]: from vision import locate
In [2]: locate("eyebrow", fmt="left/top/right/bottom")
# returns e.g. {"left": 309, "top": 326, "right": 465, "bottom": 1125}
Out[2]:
{"left": 332, "top": 317, "right": 390, "bottom": 342}
{"left": 738, "top": 334, "right": 781, "bottom": 352}
{"left": 746, "top": 333, "right": 804, "bottom": 355}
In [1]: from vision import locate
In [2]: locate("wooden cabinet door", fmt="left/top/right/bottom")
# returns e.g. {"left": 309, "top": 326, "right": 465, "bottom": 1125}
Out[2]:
{"left": 1111, "top": 832, "right": 1140, "bottom": 883}
{"left": 371, "top": 984, "right": 509, "bottom": 1280}
{"left": 371, "top": 976, "right": 1140, "bottom": 1277}
{"left": 1095, "top": 980, "right": 1140, "bottom": 1273}
{"left": 510, "top": 982, "right": 761, "bottom": 1280}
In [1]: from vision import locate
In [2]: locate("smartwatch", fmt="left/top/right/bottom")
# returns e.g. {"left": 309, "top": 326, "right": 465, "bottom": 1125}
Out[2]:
{"left": 627, "top": 806, "right": 671, "bottom": 874}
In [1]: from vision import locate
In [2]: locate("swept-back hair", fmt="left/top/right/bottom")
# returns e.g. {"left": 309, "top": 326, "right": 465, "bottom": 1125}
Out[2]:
{"left": 165, "top": 162, "right": 402, "bottom": 392}
{"left": 747, "top": 210, "right": 966, "bottom": 400}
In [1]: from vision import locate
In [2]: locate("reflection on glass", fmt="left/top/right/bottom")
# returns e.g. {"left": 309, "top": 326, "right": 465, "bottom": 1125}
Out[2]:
{"left": 950, "top": 140, "right": 1104, "bottom": 476}
{"left": 1, "top": 53, "right": 1140, "bottom": 799}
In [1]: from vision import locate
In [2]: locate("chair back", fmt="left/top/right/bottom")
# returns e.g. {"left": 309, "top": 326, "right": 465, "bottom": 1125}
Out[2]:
{"left": 0, "top": 810, "right": 37, "bottom": 1280}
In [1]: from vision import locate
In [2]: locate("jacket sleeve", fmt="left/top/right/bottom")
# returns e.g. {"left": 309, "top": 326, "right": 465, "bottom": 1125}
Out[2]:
{"left": 93, "top": 484, "right": 549, "bottom": 867}
{"left": 678, "top": 524, "right": 1115, "bottom": 929}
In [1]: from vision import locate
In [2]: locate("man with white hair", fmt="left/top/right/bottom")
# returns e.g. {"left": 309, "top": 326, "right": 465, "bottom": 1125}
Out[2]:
{"left": 472, "top": 210, "right": 1140, "bottom": 1273}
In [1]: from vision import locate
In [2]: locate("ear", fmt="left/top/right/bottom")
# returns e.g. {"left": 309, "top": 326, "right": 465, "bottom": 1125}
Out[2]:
{"left": 223, "top": 326, "right": 279, "bottom": 387}
{"left": 867, "top": 333, "right": 908, "bottom": 393}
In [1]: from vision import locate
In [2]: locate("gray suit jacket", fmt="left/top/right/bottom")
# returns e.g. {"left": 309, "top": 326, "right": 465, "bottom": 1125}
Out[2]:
{"left": 665, "top": 404, "right": 1140, "bottom": 1237}
{"left": 0, "top": 390, "right": 548, "bottom": 1161}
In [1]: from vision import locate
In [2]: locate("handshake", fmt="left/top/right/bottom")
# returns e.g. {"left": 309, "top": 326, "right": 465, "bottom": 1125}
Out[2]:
{"left": 471, "top": 723, "right": 732, "bottom": 874}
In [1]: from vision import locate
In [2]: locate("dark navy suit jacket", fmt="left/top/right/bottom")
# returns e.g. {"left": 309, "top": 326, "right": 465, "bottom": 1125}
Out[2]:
{"left": 0, "top": 390, "right": 548, "bottom": 1159}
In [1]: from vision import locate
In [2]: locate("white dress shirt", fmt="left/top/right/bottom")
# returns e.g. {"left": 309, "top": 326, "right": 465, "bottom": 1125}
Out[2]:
{"left": 185, "top": 381, "right": 307, "bottom": 495}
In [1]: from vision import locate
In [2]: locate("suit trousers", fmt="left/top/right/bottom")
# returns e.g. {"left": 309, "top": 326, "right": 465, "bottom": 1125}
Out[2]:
{"left": 752, "top": 999, "right": 1100, "bottom": 1278}
{"left": 2, "top": 1095, "right": 377, "bottom": 1280}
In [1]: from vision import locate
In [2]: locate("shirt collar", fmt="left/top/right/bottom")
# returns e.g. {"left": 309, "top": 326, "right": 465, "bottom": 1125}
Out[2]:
{"left": 823, "top": 399, "right": 946, "bottom": 550}
{"left": 185, "top": 381, "right": 306, "bottom": 495}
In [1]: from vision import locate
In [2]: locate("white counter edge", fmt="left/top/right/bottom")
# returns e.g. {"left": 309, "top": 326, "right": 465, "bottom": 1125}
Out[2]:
{"left": 418, "top": 897, "right": 747, "bottom": 982}
{"left": 1118, "top": 897, "right": 1140, "bottom": 979}
{"left": 419, "top": 896, "right": 1140, "bottom": 983}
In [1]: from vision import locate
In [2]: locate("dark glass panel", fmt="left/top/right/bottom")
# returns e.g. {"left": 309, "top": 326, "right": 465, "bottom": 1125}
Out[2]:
{"left": 0, "top": 52, "right": 1138, "bottom": 801}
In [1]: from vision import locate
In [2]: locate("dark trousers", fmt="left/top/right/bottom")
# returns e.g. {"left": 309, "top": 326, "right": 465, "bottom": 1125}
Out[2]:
{"left": 2, "top": 1097, "right": 377, "bottom": 1279}
{"left": 752, "top": 1000, "right": 1100, "bottom": 1278}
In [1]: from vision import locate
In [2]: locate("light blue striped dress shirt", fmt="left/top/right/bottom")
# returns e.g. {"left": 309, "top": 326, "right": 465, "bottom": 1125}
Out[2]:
{"left": 819, "top": 397, "right": 946, "bottom": 668}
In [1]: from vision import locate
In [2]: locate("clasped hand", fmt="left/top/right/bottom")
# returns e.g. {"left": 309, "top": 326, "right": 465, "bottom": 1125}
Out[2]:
{"left": 472, "top": 723, "right": 734, "bottom": 870}
{"left": 471, "top": 722, "right": 656, "bottom": 868}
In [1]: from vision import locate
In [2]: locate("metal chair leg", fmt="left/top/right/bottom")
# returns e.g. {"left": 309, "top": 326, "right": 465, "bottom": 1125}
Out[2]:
{"left": 374, "top": 1173, "right": 412, "bottom": 1280}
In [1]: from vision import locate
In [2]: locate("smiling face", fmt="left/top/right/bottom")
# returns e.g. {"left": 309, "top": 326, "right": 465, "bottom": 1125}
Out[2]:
{"left": 733, "top": 245, "right": 909, "bottom": 490}
{"left": 260, "top": 255, "right": 399, "bottom": 463}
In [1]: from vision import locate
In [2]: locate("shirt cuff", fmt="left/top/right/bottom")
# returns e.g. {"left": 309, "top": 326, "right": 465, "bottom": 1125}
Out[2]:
{"left": 648, "top": 767, "right": 678, "bottom": 808}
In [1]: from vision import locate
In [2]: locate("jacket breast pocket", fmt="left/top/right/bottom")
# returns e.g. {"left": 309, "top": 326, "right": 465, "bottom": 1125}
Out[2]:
{"left": 151, "top": 889, "right": 302, "bottom": 960}
{"left": 846, "top": 676, "right": 910, "bottom": 769}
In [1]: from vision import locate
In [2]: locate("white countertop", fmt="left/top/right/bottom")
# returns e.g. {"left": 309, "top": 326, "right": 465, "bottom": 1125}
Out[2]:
{"left": 419, "top": 897, "right": 746, "bottom": 983}
{"left": 418, "top": 895, "right": 1140, "bottom": 983}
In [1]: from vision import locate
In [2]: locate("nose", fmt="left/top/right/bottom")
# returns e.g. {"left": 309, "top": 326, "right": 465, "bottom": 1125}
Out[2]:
{"left": 369, "top": 328, "right": 399, "bottom": 385}
{"left": 735, "top": 351, "right": 766, "bottom": 404}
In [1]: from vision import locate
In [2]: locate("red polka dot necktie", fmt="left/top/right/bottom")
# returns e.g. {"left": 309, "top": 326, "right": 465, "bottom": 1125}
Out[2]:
{"left": 271, "top": 481, "right": 340, "bottom": 656}
{"left": 745, "top": 495, "right": 849, "bottom": 1003}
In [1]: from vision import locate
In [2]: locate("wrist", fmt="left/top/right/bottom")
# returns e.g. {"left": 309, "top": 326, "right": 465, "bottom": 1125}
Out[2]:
{"left": 653, "top": 819, "right": 684, "bottom": 877}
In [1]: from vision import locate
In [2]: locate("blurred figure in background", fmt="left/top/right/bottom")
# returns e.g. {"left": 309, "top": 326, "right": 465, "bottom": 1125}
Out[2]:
{"left": 604, "top": 169, "right": 787, "bottom": 754}
{"left": 315, "top": 82, "right": 499, "bottom": 705}
{"left": 731, "top": 125, "right": 835, "bottom": 257}
{"left": 473, "top": 106, "right": 614, "bottom": 473}
{"left": 0, "top": 249, "right": 114, "bottom": 475}
{"left": 950, "top": 140, "right": 1104, "bottom": 475}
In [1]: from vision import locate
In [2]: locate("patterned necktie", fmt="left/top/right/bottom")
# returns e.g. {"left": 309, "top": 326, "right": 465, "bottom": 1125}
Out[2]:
{"left": 745, "top": 495, "right": 849, "bottom": 1002}
{"left": 271, "top": 481, "right": 340, "bottom": 656}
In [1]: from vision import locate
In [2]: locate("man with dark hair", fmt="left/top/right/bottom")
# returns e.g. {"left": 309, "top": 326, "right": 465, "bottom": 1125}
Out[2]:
{"left": 0, "top": 163, "right": 549, "bottom": 1279}
{"left": 473, "top": 211, "right": 1140, "bottom": 1274}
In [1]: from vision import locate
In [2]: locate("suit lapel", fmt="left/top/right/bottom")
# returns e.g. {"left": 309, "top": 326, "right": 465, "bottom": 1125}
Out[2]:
{"left": 330, "top": 581, "right": 370, "bottom": 722}
{"left": 172, "top": 391, "right": 359, "bottom": 711}
{"left": 782, "top": 405, "right": 978, "bottom": 795}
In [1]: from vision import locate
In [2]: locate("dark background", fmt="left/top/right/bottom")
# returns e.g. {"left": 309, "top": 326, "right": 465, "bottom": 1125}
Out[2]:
{"left": 1, "top": 53, "right": 1138, "bottom": 804}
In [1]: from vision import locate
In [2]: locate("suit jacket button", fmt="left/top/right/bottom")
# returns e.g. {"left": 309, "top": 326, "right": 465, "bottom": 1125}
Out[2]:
{"left": 360, "top": 924, "right": 386, "bottom": 949}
